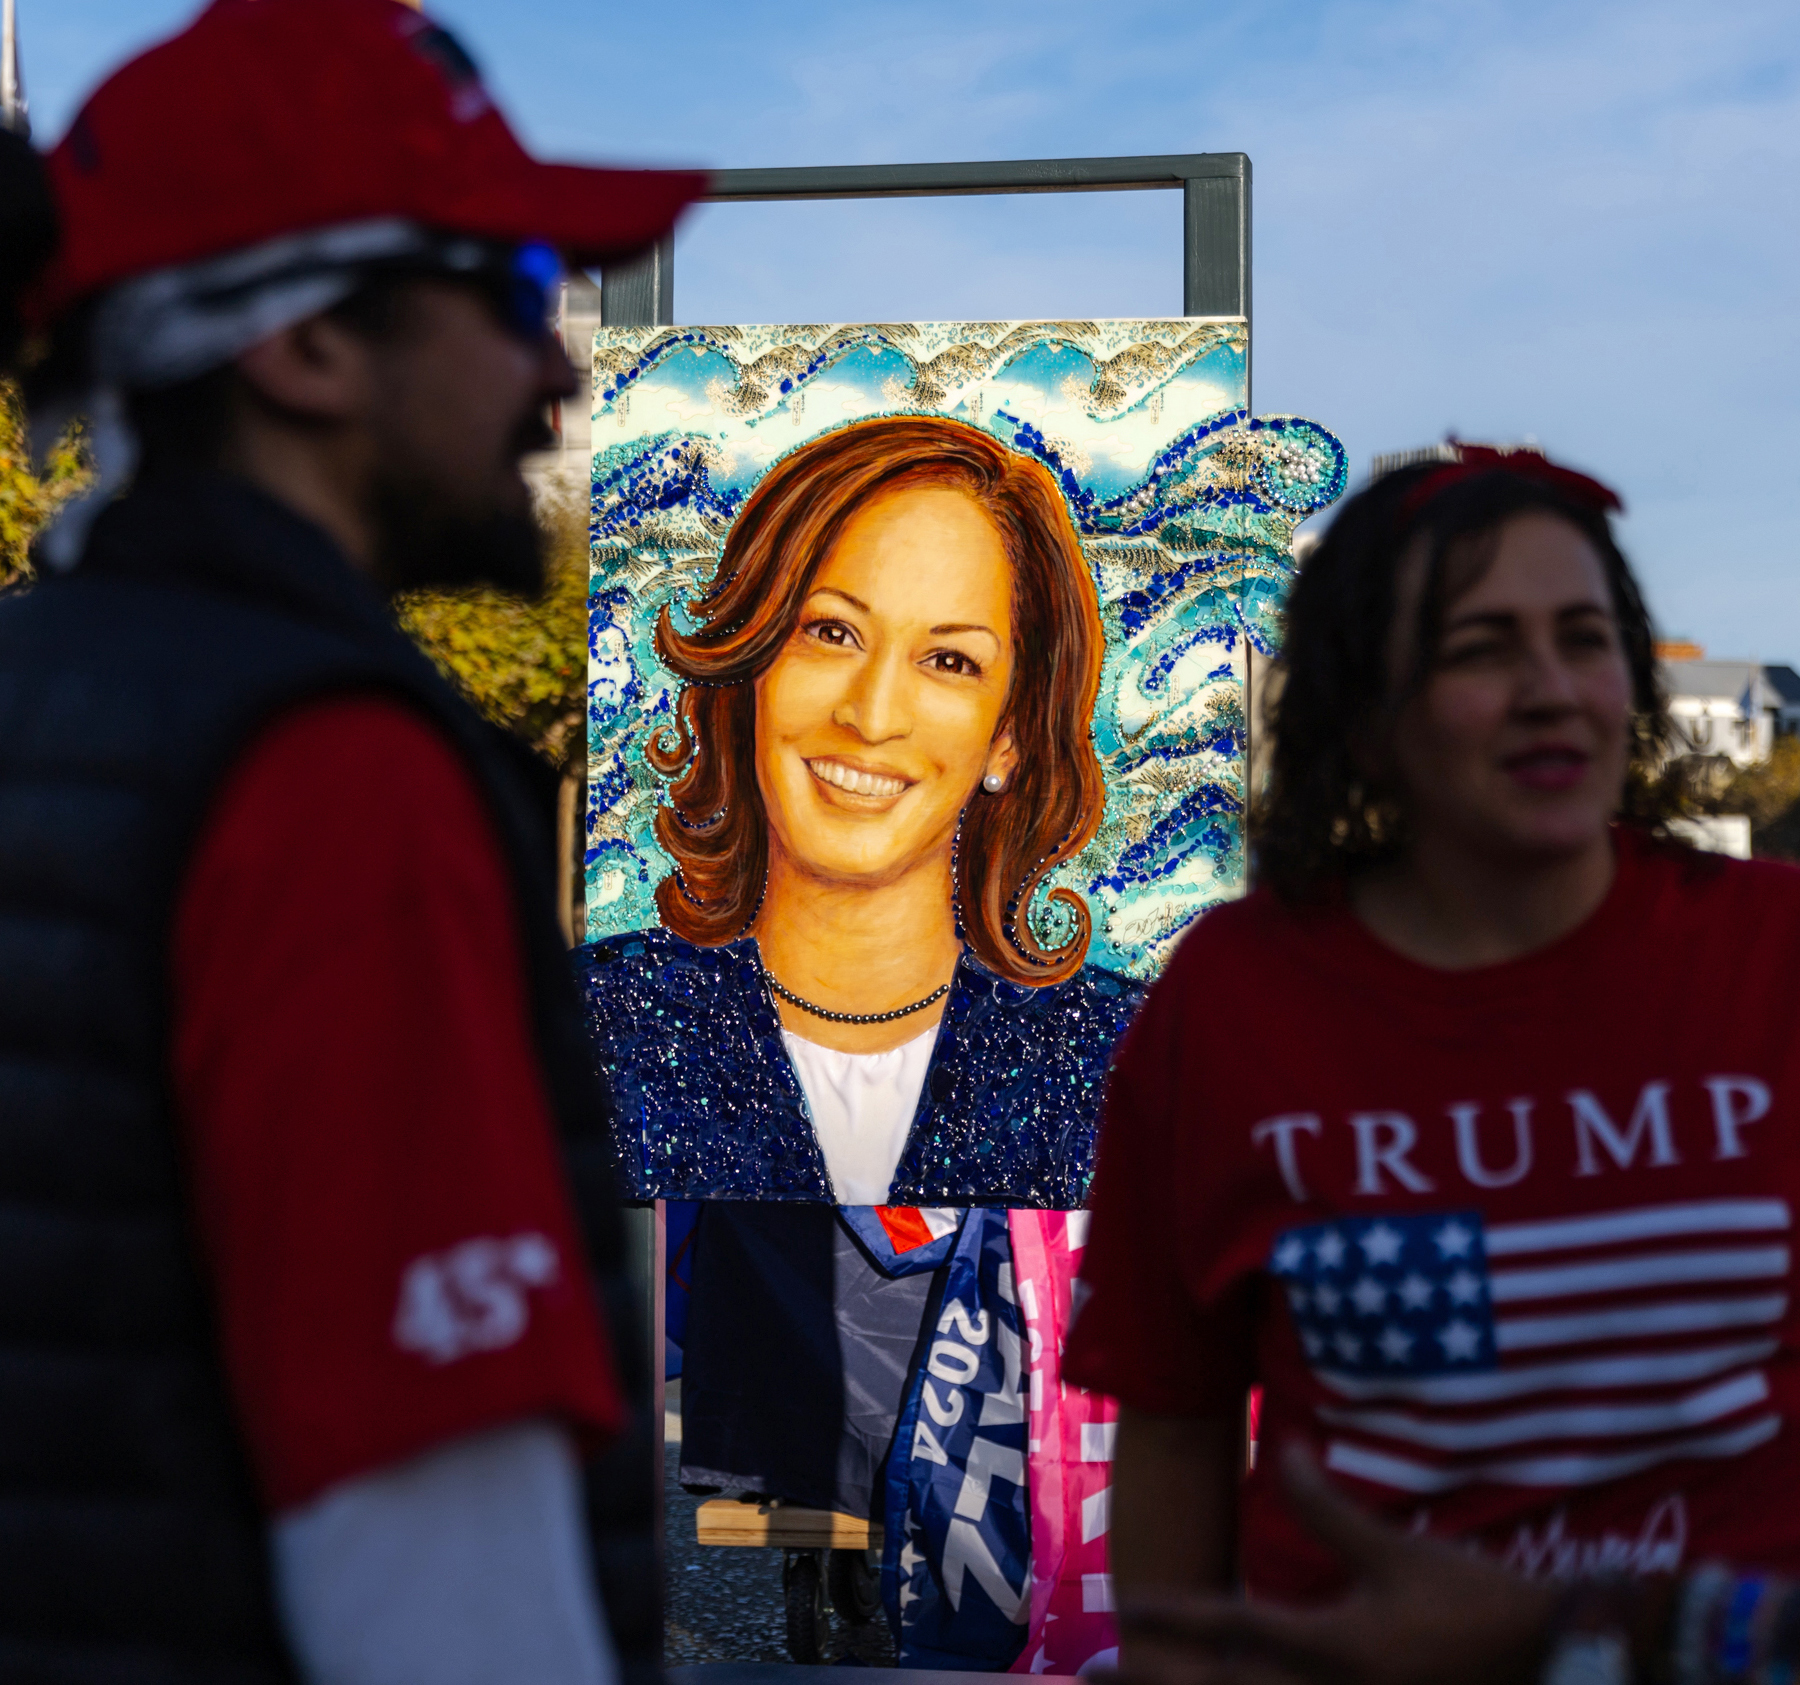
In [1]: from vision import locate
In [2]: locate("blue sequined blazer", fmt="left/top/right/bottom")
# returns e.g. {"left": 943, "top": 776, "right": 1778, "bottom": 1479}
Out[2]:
{"left": 575, "top": 929, "right": 1144, "bottom": 1207}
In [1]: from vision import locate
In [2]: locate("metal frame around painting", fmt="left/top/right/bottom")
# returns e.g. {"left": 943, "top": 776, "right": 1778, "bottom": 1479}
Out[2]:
{"left": 600, "top": 149, "right": 1252, "bottom": 350}
{"left": 593, "top": 153, "right": 1252, "bottom": 1651}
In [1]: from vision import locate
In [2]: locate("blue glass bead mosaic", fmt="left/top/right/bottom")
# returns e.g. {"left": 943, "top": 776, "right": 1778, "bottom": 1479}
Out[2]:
{"left": 576, "top": 929, "right": 1144, "bottom": 1207}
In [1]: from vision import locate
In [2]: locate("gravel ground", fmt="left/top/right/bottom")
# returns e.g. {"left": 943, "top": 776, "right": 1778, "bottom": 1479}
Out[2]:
{"left": 663, "top": 1388, "right": 895, "bottom": 1667}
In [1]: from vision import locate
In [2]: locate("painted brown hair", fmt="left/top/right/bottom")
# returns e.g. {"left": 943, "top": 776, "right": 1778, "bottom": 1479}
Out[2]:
{"left": 647, "top": 414, "right": 1106, "bottom": 986}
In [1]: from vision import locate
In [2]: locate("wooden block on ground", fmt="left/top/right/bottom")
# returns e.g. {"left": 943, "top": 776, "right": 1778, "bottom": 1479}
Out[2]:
{"left": 694, "top": 1497, "right": 872, "bottom": 1549}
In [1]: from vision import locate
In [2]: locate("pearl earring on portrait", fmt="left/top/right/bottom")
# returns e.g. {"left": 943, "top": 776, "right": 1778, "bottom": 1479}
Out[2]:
{"left": 982, "top": 771, "right": 1006, "bottom": 793}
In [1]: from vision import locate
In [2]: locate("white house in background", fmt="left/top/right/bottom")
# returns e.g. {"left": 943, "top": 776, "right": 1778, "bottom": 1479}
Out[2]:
{"left": 1659, "top": 657, "right": 1800, "bottom": 768}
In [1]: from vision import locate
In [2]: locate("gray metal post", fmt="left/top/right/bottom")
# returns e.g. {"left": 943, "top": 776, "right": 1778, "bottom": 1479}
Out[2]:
{"left": 707, "top": 152, "right": 1245, "bottom": 203}
{"left": 596, "top": 249, "right": 674, "bottom": 1551}
{"left": 1, "top": 0, "right": 24, "bottom": 138}
{"left": 600, "top": 233, "right": 674, "bottom": 329}
{"left": 600, "top": 152, "right": 1252, "bottom": 330}
{"left": 1182, "top": 162, "right": 1251, "bottom": 319}
{"left": 618, "top": 1203, "right": 666, "bottom": 1435}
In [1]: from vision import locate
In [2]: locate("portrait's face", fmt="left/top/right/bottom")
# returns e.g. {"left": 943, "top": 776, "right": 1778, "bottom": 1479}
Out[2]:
{"left": 754, "top": 483, "right": 1020, "bottom": 891}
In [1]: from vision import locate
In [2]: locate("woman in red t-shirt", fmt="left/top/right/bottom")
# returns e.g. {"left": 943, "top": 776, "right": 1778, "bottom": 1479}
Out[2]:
{"left": 1064, "top": 448, "right": 1800, "bottom": 1618}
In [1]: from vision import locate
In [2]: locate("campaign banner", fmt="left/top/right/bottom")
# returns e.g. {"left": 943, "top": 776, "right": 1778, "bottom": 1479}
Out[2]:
{"left": 842, "top": 1205, "right": 963, "bottom": 1275}
{"left": 884, "top": 1206, "right": 1032, "bottom": 1671}
{"left": 1009, "top": 1209, "right": 1120, "bottom": 1676}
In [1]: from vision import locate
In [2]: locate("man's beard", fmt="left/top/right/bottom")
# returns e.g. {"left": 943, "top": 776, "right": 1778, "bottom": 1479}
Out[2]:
{"left": 366, "top": 403, "right": 553, "bottom": 598}
{"left": 367, "top": 468, "right": 545, "bottom": 598}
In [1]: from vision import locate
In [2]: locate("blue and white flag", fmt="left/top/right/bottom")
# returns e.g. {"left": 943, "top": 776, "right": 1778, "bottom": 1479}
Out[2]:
{"left": 884, "top": 1205, "right": 1031, "bottom": 1671}
{"left": 1270, "top": 1200, "right": 1789, "bottom": 1495}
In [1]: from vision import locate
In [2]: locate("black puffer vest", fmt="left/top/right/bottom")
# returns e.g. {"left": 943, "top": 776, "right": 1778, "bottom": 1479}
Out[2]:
{"left": 0, "top": 474, "right": 655, "bottom": 1683}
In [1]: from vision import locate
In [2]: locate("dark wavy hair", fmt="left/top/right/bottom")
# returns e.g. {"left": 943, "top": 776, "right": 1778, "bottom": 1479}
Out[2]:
{"left": 646, "top": 414, "right": 1107, "bottom": 986}
{"left": 1254, "top": 462, "right": 1676, "bottom": 902}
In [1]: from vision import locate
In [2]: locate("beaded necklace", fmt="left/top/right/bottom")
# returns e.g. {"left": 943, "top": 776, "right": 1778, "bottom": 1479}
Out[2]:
{"left": 765, "top": 973, "right": 949, "bottom": 1027}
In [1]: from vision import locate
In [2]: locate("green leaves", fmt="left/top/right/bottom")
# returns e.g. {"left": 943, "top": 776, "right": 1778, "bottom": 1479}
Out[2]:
{"left": 0, "top": 381, "right": 86, "bottom": 593}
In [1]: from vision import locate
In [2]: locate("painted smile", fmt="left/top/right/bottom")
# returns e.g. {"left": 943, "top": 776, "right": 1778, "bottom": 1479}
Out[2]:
{"left": 805, "top": 757, "right": 914, "bottom": 800}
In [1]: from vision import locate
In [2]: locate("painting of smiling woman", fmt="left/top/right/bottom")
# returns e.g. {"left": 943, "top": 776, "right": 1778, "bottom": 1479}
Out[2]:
{"left": 577, "top": 414, "right": 1143, "bottom": 1205}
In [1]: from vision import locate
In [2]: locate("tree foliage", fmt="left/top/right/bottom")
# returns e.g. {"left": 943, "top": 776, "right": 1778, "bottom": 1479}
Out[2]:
{"left": 1715, "top": 737, "right": 1800, "bottom": 860}
{"left": 395, "top": 492, "right": 589, "bottom": 770}
{"left": 0, "top": 380, "right": 86, "bottom": 591}
{"left": 1666, "top": 737, "right": 1800, "bottom": 862}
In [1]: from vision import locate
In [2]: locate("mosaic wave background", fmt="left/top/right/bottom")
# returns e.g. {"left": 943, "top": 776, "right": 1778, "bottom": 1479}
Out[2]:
{"left": 585, "top": 319, "right": 1345, "bottom": 977}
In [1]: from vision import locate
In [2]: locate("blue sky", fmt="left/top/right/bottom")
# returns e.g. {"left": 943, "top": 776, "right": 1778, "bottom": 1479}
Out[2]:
{"left": 29, "top": 0, "right": 1800, "bottom": 659}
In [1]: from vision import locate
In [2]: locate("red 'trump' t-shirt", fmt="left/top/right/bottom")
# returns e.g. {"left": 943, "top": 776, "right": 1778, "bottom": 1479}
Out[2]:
{"left": 1065, "top": 831, "right": 1800, "bottom": 1592}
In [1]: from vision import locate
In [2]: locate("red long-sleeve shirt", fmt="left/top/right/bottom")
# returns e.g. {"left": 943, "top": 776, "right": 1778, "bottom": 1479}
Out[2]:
{"left": 172, "top": 694, "right": 623, "bottom": 1510}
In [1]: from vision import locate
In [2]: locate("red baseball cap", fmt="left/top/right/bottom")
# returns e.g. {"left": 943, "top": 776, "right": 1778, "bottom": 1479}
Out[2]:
{"left": 30, "top": 0, "right": 708, "bottom": 325}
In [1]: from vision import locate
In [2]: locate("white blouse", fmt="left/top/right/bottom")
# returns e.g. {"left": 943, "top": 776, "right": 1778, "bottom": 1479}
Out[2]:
{"left": 781, "top": 1022, "right": 939, "bottom": 1205}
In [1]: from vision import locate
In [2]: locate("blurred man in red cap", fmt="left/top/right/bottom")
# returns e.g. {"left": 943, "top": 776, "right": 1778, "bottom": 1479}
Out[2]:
{"left": 0, "top": 3, "right": 704, "bottom": 1680}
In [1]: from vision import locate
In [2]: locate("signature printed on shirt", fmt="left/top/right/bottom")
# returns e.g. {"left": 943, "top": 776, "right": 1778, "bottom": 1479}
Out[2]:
{"left": 392, "top": 1231, "right": 561, "bottom": 1364}
{"left": 1498, "top": 1493, "right": 1688, "bottom": 1578}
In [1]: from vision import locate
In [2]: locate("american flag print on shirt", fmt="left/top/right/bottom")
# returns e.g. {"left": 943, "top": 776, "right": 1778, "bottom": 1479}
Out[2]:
{"left": 1269, "top": 1199, "right": 1790, "bottom": 1494}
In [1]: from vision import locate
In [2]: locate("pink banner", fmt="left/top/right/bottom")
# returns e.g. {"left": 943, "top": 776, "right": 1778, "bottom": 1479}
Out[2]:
{"left": 1008, "top": 1210, "right": 1119, "bottom": 1676}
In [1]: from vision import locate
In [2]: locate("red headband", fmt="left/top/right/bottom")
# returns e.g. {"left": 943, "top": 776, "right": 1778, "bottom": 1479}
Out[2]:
{"left": 1397, "top": 444, "right": 1624, "bottom": 526}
